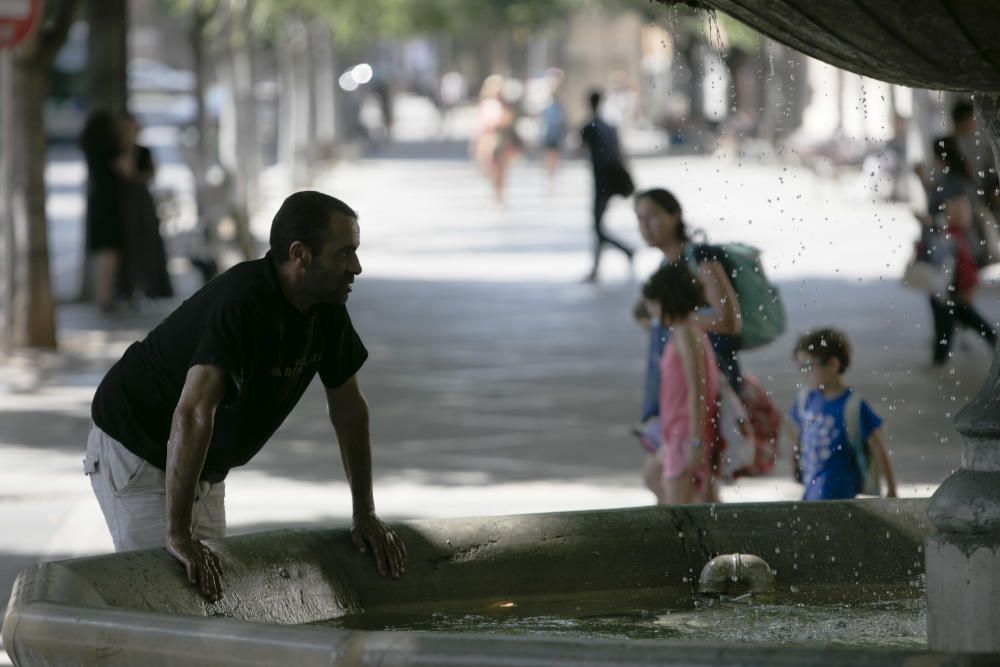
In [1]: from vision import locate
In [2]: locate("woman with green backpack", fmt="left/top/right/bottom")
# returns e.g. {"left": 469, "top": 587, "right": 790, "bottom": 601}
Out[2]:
{"left": 632, "top": 188, "right": 787, "bottom": 485}
{"left": 633, "top": 189, "right": 744, "bottom": 410}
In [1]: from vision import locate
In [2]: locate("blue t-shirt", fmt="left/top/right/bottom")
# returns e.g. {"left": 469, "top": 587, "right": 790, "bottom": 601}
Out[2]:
{"left": 789, "top": 388, "right": 882, "bottom": 500}
{"left": 540, "top": 102, "right": 567, "bottom": 146}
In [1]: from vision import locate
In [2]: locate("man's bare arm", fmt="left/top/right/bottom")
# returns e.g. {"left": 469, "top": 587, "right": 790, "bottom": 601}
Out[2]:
{"left": 326, "top": 376, "right": 406, "bottom": 578}
{"left": 867, "top": 429, "right": 898, "bottom": 498}
{"left": 326, "top": 376, "right": 374, "bottom": 515}
{"left": 165, "top": 364, "right": 228, "bottom": 600}
{"left": 692, "top": 260, "right": 742, "bottom": 336}
{"left": 785, "top": 420, "right": 802, "bottom": 483}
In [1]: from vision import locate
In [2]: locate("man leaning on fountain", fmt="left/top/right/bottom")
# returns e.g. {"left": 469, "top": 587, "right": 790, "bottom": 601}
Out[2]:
{"left": 83, "top": 190, "right": 406, "bottom": 601}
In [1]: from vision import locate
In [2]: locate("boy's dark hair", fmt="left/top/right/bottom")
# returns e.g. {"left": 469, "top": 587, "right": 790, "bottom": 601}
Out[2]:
{"left": 794, "top": 328, "right": 852, "bottom": 374}
{"left": 642, "top": 262, "right": 706, "bottom": 320}
{"left": 269, "top": 191, "right": 357, "bottom": 262}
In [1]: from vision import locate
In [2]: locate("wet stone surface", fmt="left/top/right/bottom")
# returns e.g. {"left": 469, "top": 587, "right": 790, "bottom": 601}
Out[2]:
{"left": 315, "top": 594, "right": 927, "bottom": 649}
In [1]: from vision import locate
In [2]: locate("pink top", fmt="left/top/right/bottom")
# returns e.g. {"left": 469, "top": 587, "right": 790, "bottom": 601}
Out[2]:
{"left": 658, "top": 327, "right": 720, "bottom": 480}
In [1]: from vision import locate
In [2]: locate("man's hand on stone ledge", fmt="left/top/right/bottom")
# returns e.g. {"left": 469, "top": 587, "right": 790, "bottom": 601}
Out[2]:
{"left": 351, "top": 513, "right": 407, "bottom": 579}
{"left": 167, "top": 534, "right": 225, "bottom": 601}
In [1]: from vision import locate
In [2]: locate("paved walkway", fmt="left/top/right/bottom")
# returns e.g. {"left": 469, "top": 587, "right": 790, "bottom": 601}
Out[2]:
{"left": 3, "top": 143, "right": 998, "bottom": 662}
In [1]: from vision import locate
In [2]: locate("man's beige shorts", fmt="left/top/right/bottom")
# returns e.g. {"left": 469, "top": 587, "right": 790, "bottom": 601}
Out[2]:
{"left": 85, "top": 422, "right": 226, "bottom": 552}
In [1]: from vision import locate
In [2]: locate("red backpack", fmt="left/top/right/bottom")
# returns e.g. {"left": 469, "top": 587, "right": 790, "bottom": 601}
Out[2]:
{"left": 716, "top": 373, "right": 781, "bottom": 479}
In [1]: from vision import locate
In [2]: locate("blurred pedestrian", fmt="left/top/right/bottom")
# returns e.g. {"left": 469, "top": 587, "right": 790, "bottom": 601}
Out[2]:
{"left": 472, "top": 75, "right": 521, "bottom": 209}
{"left": 920, "top": 136, "right": 997, "bottom": 365}
{"left": 951, "top": 100, "right": 996, "bottom": 206}
{"left": 915, "top": 100, "right": 1000, "bottom": 263}
{"left": 538, "top": 69, "right": 567, "bottom": 194}
{"left": 635, "top": 188, "right": 743, "bottom": 400}
{"left": 632, "top": 189, "right": 743, "bottom": 453}
{"left": 79, "top": 110, "right": 125, "bottom": 312}
{"left": 580, "top": 90, "right": 634, "bottom": 282}
{"left": 117, "top": 112, "right": 174, "bottom": 303}
{"left": 930, "top": 196, "right": 996, "bottom": 364}
{"left": 949, "top": 100, "right": 1000, "bottom": 263}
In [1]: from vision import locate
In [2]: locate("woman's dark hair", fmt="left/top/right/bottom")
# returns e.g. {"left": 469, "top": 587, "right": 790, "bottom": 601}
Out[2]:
{"left": 269, "top": 190, "right": 358, "bottom": 262}
{"left": 636, "top": 188, "right": 689, "bottom": 243}
{"left": 793, "top": 328, "right": 852, "bottom": 374}
{"left": 642, "top": 262, "right": 706, "bottom": 320}
{"left": 78, "top": 110, "right": 120, "bottom": 165}
{"left": 932, "top": 135, "right": 973, "bottom": 182}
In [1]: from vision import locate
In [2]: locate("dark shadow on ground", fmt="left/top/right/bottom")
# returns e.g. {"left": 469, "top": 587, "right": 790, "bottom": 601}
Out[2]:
{"left": 0, "top": 412, "right": 91, "bottom": 453}
{"left": 362, "top": 138, "right": 676, "bottom": 163}
{"left": 364, "top": 139, "right": 471, "bottom": 161}
{"left": 4, "top": 277, "right": 991, "bottom": 491}
{"left": 227, "top": 518, "right": 354, "bottom": 536}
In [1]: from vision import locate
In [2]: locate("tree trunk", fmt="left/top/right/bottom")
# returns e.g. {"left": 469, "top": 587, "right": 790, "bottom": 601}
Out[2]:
{"left": 218, "top": 16, "right": 259, "bottom": 260}
{"left": 470, "top": 36, "right": 491, "bottom": 91}
{"left": 190, "top": 9, "right": 211, "bottom": 190}
{"left": 674, "top": 34, "right": 703, "bottom": 125}
{"left": 293, "top": 19, "right": 312, "bottom": 185}
{"left": 0, "top": 52, "right": 14, "bottom": 352}
{"left": 757, "top": 39, "right": 788, "bottom": 142}
{"left": 184, "top": 7, "right": 222, "bottom": 272}
{"left": 85, "top": 0, "right": 128, "bottom": 114}
{"left": 784, "top": 49, "right": 806, "bottom": 137}
{"left": 489, "top": 32, "right": 511, "bottom": 76}
{"left": 726, "top": 46, "right": 761, "bottom": 133}
{"left": 331, "top": 43, "right": 360, "bottom": 147}
{"left": 276, "top": 39, "right": 295, "bottom": 174}
{"left": 10, "top": 61, "right": 57, "bottom": 348}
{"left": 310, "top": 21, "right": 334, "bottom": 161}
{"left": 4, "top": 0, "right": 79, "bottom": 350}
{"left": 276, "top": 18, "right": 315, "bottom": 187}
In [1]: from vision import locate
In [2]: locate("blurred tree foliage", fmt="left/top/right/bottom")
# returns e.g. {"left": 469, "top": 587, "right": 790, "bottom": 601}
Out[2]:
{"left": 159, "top": 0, "right": 763, "bottom": 59}
{"left": 3, "top": 0, "right": 78, "bottom": 349}
{"left": 160, "top": 0, "right": 595, "bottom": 47}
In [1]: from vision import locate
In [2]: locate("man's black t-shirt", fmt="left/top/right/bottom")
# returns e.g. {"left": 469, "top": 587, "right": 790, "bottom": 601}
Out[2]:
{"left": 91, "top": 254, "right": 368, "bottom": 482}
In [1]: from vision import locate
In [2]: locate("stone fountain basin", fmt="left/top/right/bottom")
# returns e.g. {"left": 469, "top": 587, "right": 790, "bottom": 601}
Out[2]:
{"left": 2, "top": 499, "right": 987, "bottom": 666}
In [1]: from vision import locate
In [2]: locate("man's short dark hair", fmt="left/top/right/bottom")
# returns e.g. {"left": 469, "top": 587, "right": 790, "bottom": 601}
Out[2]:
{"left": 952, "top": 99, "right": 975, "bottom": 127}
{"left": 642, "top": 262, "right": 706, "bottom": 321}
{"left": 794, "top": 328, "right": 852, "bottom": 374}
{"left": 269, "top": 191, "right": 357, "bottom": 262}
{"left": 588, "top": 90, "right": 602, "bottom": 112}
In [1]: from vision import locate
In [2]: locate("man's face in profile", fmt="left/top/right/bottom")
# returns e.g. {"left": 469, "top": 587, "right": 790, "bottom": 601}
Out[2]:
{"left": 303, "top": 213, "right": 362, "bottom": 305}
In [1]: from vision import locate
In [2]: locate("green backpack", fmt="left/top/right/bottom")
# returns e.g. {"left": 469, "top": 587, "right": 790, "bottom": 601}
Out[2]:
{"left": 687, "top": 242, "right": 786, "bottom": 350}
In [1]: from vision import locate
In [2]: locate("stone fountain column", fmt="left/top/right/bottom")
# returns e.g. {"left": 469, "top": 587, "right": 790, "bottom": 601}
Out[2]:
{"left": 925, "top": 93, "right": 1000, "bottom": 652}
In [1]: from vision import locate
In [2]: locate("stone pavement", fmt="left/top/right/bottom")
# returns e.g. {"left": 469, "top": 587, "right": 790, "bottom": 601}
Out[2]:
{"left": 2, "top": 146, "right": 998, "bottom": 663}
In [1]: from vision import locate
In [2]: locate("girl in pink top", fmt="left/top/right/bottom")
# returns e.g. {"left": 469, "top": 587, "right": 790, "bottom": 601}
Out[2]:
{"left": 640, "top": 263, "right": 721, "bottom": 504}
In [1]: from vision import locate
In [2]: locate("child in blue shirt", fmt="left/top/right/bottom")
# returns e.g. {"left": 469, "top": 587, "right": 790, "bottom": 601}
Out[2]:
{"left": 788, "top": 328, "right": 898, "bottom": 500}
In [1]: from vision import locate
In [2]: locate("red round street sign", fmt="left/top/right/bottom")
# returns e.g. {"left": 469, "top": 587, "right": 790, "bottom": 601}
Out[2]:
{"left": 0, "top": 0, "right": 40, "bottom": 49}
